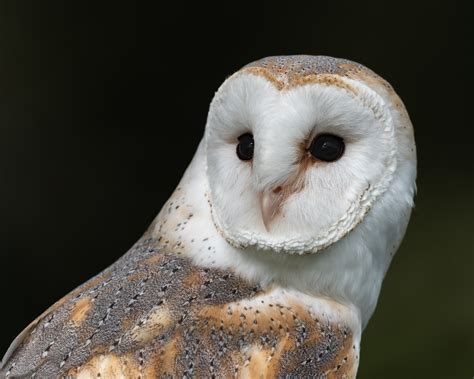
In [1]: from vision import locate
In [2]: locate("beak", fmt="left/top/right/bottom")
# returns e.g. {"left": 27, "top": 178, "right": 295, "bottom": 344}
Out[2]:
{"left": 260, "top": 188, "right": 283, "bottom": 231}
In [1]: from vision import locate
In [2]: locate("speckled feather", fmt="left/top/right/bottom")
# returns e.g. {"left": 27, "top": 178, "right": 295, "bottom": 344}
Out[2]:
{"left": 0, "top": 236, "right": 357, "bottom": 378}
{"left": 243, "top": 55, "right": 363, "bottom": 80}
{"left": 242, "top": 55, "right": 389, "bottom": 92}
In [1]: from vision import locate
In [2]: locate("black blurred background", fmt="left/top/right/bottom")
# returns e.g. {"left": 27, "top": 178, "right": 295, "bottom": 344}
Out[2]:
{"left": 0, "top": 1, "right": 472, "bottom": 377}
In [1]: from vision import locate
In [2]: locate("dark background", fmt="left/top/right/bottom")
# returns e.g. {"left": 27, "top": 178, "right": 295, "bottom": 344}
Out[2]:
{"left": 1, "top": 1, "right": 472, "bottom": 377}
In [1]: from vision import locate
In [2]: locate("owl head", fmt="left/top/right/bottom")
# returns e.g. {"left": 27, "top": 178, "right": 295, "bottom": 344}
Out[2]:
{"left": 204, "top": 55, "right": 416, "bottom": 255}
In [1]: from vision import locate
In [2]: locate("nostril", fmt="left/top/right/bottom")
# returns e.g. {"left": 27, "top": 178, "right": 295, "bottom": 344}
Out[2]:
{"left": 273, "top": 186, "right": 282, "bottom": 194}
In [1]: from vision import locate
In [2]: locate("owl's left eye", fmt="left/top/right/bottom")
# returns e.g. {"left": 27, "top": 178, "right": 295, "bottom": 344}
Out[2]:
{"left": 309, "top": 134, "right": 345, "bottom": 162}
{"left": 236, "top": 133, "right": 254, "bottom": 161}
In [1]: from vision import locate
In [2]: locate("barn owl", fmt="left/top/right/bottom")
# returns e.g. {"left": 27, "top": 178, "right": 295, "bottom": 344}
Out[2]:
{"left": 1, "top": 55, "right": 416, "bottom": 378}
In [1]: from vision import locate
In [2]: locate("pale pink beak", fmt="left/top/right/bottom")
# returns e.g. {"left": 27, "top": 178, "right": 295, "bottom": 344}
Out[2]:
{"left": 260, "top": 187, "right": 283, "bottom": 231}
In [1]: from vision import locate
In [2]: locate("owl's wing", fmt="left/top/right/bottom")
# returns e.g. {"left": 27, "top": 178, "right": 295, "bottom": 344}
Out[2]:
{"left": 1, "top": 238, "right": 358, "bottom": 378}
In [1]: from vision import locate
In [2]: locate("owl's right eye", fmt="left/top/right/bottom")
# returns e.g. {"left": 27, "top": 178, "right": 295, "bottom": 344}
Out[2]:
{"left": 236, "top": 133, "right": 254, "bottom": 161}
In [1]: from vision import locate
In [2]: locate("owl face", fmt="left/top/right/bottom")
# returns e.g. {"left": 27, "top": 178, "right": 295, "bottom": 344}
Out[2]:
{"left": 205, "top": 57, "right": 411, "bottom": 255}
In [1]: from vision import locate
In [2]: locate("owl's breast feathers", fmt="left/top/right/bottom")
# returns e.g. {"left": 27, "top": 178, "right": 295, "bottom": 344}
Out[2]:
{"left": 1, "top": 238, "right": 358, "bottom": 378}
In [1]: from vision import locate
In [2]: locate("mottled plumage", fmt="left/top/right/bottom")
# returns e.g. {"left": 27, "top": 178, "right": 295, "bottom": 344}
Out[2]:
{"left": 0, "top": 239, "right": 357, "bottom": 378}
{"left": 1, "top": 55, "right": 416, "bottom": 378}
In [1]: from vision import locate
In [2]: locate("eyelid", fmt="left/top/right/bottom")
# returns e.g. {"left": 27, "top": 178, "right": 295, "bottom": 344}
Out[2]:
{"left": 306, "top": 132, "right": 345, "bottom": 146}
{"left": 304, "top": 130, "right": 322, "bottom": 150}
{"left": 238, "top": 132, "right": 253, "bottom": 141}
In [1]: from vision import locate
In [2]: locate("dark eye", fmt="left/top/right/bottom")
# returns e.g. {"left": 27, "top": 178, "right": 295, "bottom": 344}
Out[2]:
{"left": 236, "top": 133, "right": 254, "bottom": 161}
{"left": 309, "top": 134, "right": 345, "bottom": 162}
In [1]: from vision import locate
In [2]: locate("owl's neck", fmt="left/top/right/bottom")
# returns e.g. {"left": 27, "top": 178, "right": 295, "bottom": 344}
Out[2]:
{"left": 148, "top": 141, "right": 410, "bottom": 329}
